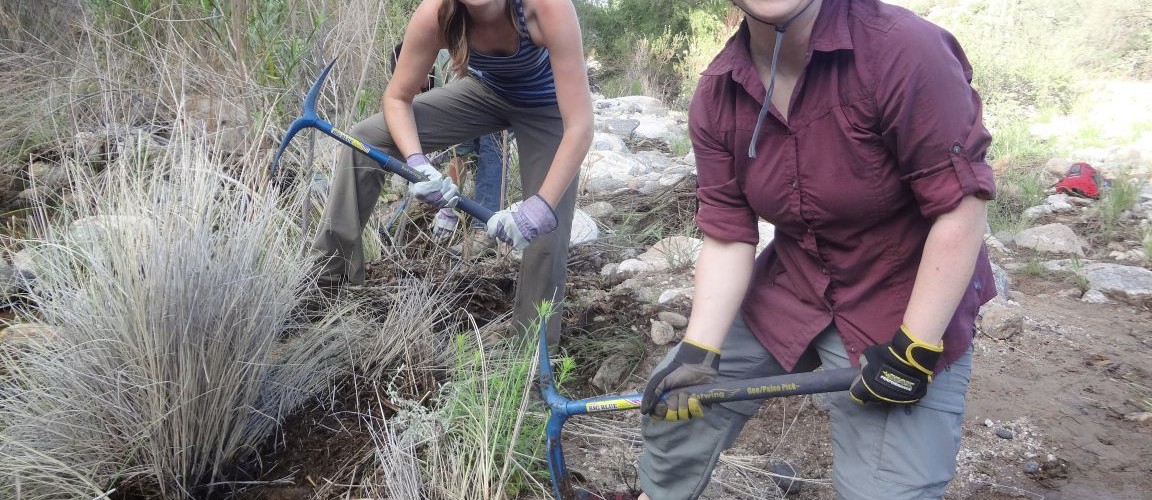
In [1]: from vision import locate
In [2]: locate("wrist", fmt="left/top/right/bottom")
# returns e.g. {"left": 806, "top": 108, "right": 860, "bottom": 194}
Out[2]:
{"left": 681, "top": 338, "right": 720, "bottom": 355}
{"left": 677, "top": 339, "right": 721, "bottom": 369}
{"left": 893, "top": 325, "right": 942, "bottom": 376}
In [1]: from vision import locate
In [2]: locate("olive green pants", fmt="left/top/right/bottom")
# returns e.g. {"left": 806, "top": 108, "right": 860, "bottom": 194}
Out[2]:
{"left": 639, "top": 318, "right": 972, "bottom": 499}
{"left": 310, "top": 76, "right": 576, "bottom": 343}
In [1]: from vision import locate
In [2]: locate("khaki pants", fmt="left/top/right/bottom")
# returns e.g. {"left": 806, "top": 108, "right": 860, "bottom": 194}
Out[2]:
{"left": 638, "top": 318, "right": 972, "bottom": 500}
{"left": 310, "top": 76, "right": 576, "bottom": 344}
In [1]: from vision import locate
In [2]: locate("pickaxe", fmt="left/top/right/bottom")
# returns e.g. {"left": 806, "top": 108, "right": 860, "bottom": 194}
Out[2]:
{"left": 536, "top": 324, "right": 858, "bottom": 499}
{"left": 271, "top": 59, "right": 495, "bottom": 223}
{"left": 274, "top": 59, "right": 856, "bottom": 500}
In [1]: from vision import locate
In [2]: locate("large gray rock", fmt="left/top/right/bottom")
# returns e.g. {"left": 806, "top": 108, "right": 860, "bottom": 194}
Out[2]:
{"left": 1014, "top": 223, "right": 1086, "bottom": 256}
{"left": 1084, "top": 263, "right": 1152, "bottom": 305}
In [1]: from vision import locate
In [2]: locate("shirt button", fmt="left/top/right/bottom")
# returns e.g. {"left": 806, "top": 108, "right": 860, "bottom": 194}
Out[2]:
{"left": 951, "top": 145, "right": 962, "bottom": 153}
{"left": 848, "top": 346, "right": 857, "bottom": 353}
{"left": 821, "top": 267, "right": 828, "bottom": 274}
{"left": 790, "top": 181, "right": 798, "bottom": 189}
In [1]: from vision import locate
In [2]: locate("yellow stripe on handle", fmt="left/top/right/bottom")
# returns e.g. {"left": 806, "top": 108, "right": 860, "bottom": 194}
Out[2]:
{"left": 583, "top": 398, "right": 642, "bottom": 413}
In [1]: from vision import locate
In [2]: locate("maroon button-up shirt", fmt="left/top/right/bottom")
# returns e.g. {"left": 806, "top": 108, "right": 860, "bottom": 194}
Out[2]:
{"left": 692, "top": 0, "right": 997, "bottom": 371}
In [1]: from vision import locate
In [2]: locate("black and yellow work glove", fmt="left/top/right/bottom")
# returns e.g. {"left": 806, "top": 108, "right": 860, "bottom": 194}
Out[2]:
{"left": 850, "top": 326, "right": 943, "bottom": 405}
{"left": 640, "top": 340, "right": 721, "bottom": 421}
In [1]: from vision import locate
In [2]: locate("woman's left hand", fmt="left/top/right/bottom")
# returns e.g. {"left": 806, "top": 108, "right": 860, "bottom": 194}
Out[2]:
{"left": 485, "top": 195, "right": 557, "bottom": 250}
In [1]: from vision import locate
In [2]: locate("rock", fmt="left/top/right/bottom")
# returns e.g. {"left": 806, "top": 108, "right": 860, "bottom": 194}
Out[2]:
{"left": 583, "top": 176, "right": 628, "bottom": 195}
{"left": 649, "top": 319, "right": 677, "bottom": 345}
{"left": 1014, "top": 223, "right": 1086, "bottom": 256}
{"left": 770, "top": 461, "right": 802, "bottom": 496}
{"left": 183, "top": 94, "right": 249, "bottom": 156}
{"left": 597, "top": 118, "right": 640, "bottom": 136}
{"left": 996, "top": 428, "right": 1015, "bottom": 439}
{"left": 641, "top": 236, "right": 703, "bottom": 270}
{"left": 591, "top": 353, "right": 631, "bottom": 392}
{"left": 990, "top": 261, "right": 1011, "bottom": 298}
{"left": 1080, "top": 289, "right": 1112, "bottom": 304}
{"left": 1123, "top": 412, "right": 1152, "bottom": 423}
{"left": 979, "top": 302, "right": 1025, "bottom": 340}
{"left": 569, "top": 208, "right": 600, "bottom": 246}
{"left": 581, "top": 201, "right": 615, "bottom": 219}
{"left": 589, "top": 132, "right": 628, "bottom": 153}
{"left": 1023, "top": 460, "right": 1041, "bottom": 474}
{"left": 0, "top": 323, "right": 59, "bottom": 345}
{"left": 657, "top": 311, "right": 688, "bottom": 329}
{"left": 1083, "top": 262, "right": 1152, "bottom": 305}
{"left": 28, "top": 162, "right": 70, "bottom": 191}
{"left": 617, "top": 258, "right": 660, "bottom": 275}
{"left": 756, "top": 220, "right": 776, "bottom": 256}
{"left": 599, "top": 262, "right": 619, "bottom": 277}
{"left": 657, "top": 287, "right": 693, "bottom": 305}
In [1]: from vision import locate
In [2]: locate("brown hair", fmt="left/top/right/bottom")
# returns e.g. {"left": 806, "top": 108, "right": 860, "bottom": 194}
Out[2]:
{"left": 438, "top": 0, "right": 522, "bottom": 78}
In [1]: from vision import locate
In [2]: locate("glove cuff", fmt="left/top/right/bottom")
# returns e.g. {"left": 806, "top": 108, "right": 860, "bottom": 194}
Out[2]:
{"left": 406, "top": 153, "right": 431, "bottom": 168}
{"left": 892, "top": 325, "right": 942, "bottom": 376}
{"left": 676, "top": 340, "right": 721, "bottom": 369}
{"left": 514, "top": 195, "right": 559, "bottom": 240}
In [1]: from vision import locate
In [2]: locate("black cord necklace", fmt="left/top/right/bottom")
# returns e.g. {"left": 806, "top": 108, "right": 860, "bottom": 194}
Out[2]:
{"left": 746, "top": 0, "right": 819, "bottom": 158}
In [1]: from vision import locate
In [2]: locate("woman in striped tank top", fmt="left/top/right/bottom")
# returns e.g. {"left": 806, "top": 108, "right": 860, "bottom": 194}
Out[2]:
{"left": 310, "top": 0, "right": 593, "bottom": 345}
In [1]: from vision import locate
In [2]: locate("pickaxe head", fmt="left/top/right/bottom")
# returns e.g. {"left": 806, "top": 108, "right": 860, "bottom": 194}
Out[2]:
{"left": 270, "top": 59, "right": 338, "bottom": 177}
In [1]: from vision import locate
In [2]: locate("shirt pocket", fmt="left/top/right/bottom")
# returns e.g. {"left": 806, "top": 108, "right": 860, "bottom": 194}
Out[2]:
{"left": 829, "top": 103, "right": 889, "bottom": 186}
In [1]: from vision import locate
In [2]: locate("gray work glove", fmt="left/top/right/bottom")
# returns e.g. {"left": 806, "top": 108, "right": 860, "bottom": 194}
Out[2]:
{"left": 640, "top": 340, "right": 721, "bottom": 421}
{"left": 432, "top": 207, "right": 459, "bottom": 241}
{"left": 407, "top": 153, "right": 459, "bottom": 209}
{"left": 485, "top": 195, "right": 557, "bottom": 251}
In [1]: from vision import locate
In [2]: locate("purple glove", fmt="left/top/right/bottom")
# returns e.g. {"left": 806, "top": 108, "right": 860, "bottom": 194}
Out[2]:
{"left": 432, "top": 208, "right": 459, "bottom": 241}
{"left": 407, "top": 153, "right": 459, "bottom": 208}
{"left": 485, "top": 195, "right": 558, "bottom": 250}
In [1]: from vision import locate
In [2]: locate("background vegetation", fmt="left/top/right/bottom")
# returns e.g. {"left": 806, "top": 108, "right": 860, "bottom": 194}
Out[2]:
{"left": 0, "top": 0, "right": 1149, "bottom": 498}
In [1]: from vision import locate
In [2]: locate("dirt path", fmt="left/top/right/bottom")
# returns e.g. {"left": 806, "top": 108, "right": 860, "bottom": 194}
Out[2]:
{"left": 563, "top": 266, "right": 1152, "bottom": 499}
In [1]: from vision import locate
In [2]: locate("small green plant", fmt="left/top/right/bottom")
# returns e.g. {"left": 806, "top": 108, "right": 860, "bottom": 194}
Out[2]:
{"left": 1023, "top": 257, "right": 1049, "bottom": 278}
{"left": 1142, "top": 227, "right": 1152, "bottom": 261}
{"left": 988, "top": 164, "right": 1050, "bottom": 234}
{"left": 1067, "top": 254, "right": 1091, "bottom": 292}
{"left": 1131, "top": 382, "right": 1152, "bottom": 413}
{"left": 670, "top": 134, "right": 692, "bottom": 157}
{"left": 418, "top": 302, "right": 555, "bottom": 499}
{"left": 1096, "top": 175, "right": 1142, "bottom": 241}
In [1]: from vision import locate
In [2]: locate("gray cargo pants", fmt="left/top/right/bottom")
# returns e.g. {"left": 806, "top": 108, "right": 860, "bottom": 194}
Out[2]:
{"left": 638, "top": 317, "right": 972, "bottom": 499}
{"left": 310, "top": 76, "right": 575, "bottom": 344}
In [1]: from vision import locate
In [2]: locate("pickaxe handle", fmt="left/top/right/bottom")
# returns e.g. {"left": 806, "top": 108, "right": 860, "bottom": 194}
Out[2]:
{"left": 271, "top": 59, "right": 495, "bottom": 223}
{"left": 536, "top": 320, "right": 857, "bottom": 499}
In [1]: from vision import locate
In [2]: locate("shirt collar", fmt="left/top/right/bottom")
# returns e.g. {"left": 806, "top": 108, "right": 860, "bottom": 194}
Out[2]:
{"left": 701, "top": 0, "right": 854, "bottom": 79}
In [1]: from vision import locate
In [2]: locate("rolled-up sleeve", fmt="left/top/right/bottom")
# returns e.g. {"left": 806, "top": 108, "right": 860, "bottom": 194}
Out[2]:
{"left": 875, "top": 19, "right": 996, "bottom": 219}
{"left": 691, "top": 79, "right": 759, "bottom": 244}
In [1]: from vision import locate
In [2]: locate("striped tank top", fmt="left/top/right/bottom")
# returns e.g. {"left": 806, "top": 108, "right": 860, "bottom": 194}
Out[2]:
{"left": 467, "top": 0, "right": 557, "bottom": 108}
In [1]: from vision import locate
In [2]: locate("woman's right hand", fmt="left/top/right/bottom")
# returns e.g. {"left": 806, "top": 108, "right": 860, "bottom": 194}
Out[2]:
{"left": 407, "top": 153, "right": 459, "bottom": 208}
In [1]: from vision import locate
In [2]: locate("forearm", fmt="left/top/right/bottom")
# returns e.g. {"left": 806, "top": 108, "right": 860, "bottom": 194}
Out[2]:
{"left": 903, "top": 195, "right": 988, "bottom": 344}
{"left": 534, "top": 122, "right": 591, "bottom": 206}
{"left": 381, "top": 95, "right": 422, "bottom": 159}
{"left": 681, "top": 235, "right": 756, "bottom": 348}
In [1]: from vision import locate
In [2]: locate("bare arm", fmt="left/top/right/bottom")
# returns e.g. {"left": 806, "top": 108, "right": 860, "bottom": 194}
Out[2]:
{"left": 526, "top": 0, "right": 593, "bottom": 207}
{"left": 903, "top": 195, "right": 988, "bottom": 343}
{"left": 680, "top": 235, "right": 757, "bottom": 349}
{"left": 382, "top": 0, "right": 445, "bottom": 159}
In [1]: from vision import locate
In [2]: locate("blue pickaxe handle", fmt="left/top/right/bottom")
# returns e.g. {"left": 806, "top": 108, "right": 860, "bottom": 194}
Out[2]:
{"left": 271, "top": 59, "right": 495, "bottom": 223}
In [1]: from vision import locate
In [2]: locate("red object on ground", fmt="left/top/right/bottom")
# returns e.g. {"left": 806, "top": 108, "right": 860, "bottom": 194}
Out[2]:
{"left": 1053, "top": 162, "right": 1103, "bottom": 199}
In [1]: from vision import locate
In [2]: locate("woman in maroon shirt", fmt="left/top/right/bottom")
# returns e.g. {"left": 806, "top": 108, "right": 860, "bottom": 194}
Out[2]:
{"left": 634, "top": 0, "right": 996, "bottom": 498}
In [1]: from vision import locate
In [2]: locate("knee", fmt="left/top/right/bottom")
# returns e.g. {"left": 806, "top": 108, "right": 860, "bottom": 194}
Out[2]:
{"left": 349, "top": 119, "right": 398, "bottom": 156}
